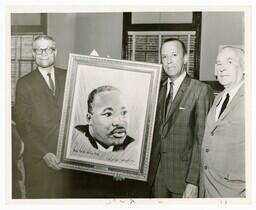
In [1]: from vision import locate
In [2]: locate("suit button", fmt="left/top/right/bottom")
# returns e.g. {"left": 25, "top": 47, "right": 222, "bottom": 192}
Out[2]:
{"left": 204, "top": 165, "right": 208, "bottom": 170}
{"left": 206, "top": 148, "right": 209, "bottom": 152}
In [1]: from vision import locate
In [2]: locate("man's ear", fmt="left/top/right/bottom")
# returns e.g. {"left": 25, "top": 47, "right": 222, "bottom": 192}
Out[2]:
{"left": 214, "top": 64, "right": 218, "bottom": 76}
{"left": 183, "top": 53, "right": 188, "bottom": 65}
{"left": 54, "top": 49, "right": 57, "bottom": 57}
{"left": 86, "top": 113, "right": 92, "bottom": 124}
{"left": 32, "top": 50, "right": 36, "bottom": 58}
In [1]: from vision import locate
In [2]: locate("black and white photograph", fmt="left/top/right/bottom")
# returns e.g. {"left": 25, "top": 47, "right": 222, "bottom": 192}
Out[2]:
{"left": 56, "top": 54, "right": 161, "bottom": 180}
{"left": 4, "top": 2, "right": 253, "bottom": 206}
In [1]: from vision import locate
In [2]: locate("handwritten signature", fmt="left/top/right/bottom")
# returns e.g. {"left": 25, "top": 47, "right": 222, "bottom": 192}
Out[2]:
{"left": 72, "top": 148, "right": 135, "bottom": 164}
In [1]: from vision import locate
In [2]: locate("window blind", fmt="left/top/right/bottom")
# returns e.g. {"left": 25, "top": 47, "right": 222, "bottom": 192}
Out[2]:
{"left": 127, "top": 31, "right": 196, "bottom": 78}
{"left": 11, "top": 34, "right": 41, "bottom": 103}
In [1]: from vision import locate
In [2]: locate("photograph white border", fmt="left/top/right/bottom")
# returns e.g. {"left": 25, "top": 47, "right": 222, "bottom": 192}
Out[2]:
{"left": 2, "top": 1, "right": 253, "bottom": 208}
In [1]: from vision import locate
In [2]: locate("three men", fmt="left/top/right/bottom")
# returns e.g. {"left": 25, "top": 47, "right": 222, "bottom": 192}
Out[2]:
{"left": 148, "top": 38, "right": 214, "bottom": 198}
{"left": 13, "top": 34, "right": 245, "bottom": 199}
{"left": 13, "top": 35, "right": 70, "bottom": 198}
{"left": 73, "top": 85, "right": 135, "bottom": 152}
{"left": 200, "top": 47, "right": 245, "bottom": 197}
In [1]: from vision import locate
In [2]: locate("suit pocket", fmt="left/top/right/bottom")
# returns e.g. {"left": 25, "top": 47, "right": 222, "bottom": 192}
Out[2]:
{"left": 224, "top": 173, "right": 245, "bottom": 183}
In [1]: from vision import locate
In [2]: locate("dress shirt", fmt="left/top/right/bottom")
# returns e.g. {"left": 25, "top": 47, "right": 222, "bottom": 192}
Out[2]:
{"left": 166, "top": 71, "right": 186, "bottom": 100}
{"left": 215, "top": 81, "right": 244, "bottom": 121}
{"left": 38, "top": 67, "right": 55, "bottom": 89}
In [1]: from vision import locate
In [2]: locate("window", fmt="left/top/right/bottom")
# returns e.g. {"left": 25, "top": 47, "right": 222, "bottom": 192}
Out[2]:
{"left": 11, "top": 13, "right": 47, "bottom": 104}
{"left": 11, "top": 34, "right": 42, "bottom": 103}
{"left": 122, "top": 12, "right": 202, "bottom": 79}
{"left": 127, "top": 31, "right": 196, "bottom": 77}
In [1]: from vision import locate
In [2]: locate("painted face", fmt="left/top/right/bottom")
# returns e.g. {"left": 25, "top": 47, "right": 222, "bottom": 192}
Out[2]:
{"left": 32, "top": 39, "right": 57, "bottom": 68}
{"left": 161, "top": 41, "right": 187, "bottom": 80}
{"left": 88, "top": 90, "right": 129, "bottom": 146}
{"left": 215, "top": 48, "right": 244, "bottom": 90}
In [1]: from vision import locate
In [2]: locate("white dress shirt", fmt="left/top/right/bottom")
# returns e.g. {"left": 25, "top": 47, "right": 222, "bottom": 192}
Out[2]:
{"left": 215, "top": 81, "right": 244, "bottom": 121}
{"left": 38, "top": 67, "right": 55, "bottom": 89}
{"left": 166, "top": 71, "right": 186, "bottom": 100}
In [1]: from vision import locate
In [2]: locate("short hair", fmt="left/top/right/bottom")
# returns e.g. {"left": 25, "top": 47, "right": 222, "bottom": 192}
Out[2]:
{"left": 161, "top": 38, "right": 187, "bottom": 55}
{"left": 87, "top": 85, "right": 119, "bottom": 114}
{"left": 32, "top": 34, "right": 56, "bottom": 49}
{"left": 219, "top": 46, "right": 244, "bottom": 64}
{"left": 221, "top": 46, "right": 244, "bottom": 53}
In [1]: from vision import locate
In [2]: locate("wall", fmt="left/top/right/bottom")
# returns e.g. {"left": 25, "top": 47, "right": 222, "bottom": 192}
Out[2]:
{"left": 47, "top": 13, "right": 123, "bottom": 69}
{"left": 12, "top": 14, "right": 41, "bottom": 25}
{"left": 47, "top": 12, "right": 244, "bottom": 78}
{"left": 47, "top": 13, "right": 77, "bottom": 69}
{"left": 74, "top": 13, "right": 123, "bottom": 59}
{"left": 200, "top": 12, "right": 244, "bottom": 81}
{"left": 132, "top": 12, "right": 192, "bottom": 23}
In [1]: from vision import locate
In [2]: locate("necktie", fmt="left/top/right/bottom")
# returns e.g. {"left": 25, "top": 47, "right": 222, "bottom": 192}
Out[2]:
{"left": 218, "top": 93, "right": 229, "bottom": 118}
{"left": 47, "top": 72, "right": 55, "bottom": 95}
{"left": 165, "top": 82, "right": 174, "bottom": 116}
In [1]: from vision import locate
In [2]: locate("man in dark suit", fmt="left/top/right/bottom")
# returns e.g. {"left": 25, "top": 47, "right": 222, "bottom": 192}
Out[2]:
{"left": 148, "top": 38, "right": 214, "bottom": 198}
{"left": 12, "top": 120, "right": 23, "bottom": 198}
{"left": 13, "top": 35, "right": 70, "bottom": 198}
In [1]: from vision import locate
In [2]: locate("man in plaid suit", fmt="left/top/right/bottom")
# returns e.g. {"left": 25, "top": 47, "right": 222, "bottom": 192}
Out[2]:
{"left": 148, "top": 38, "right": 214, "bottom": 198}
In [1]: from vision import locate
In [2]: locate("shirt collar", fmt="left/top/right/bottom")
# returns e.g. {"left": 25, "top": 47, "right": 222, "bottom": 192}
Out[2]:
{"left": 168, "top": 71, "right": 186, "bottom": 88}
{"left": 224, "top": 80, "right": 244, "bottom": 101}
{"left": 38, "top": 66, "right": 54, "bottom": 75}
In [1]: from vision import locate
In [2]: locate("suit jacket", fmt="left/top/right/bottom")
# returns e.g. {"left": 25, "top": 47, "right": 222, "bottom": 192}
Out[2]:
{"left": 12, "top": 123, "right": 22, "bottom": 198}
{"left": 199, "top": 84, "right": 245, "bottom": 198}
{"left": 148, "top": 75, "right": 214, "bottom": 194}
{"left": 13, "top": 67, "right": 69, "bottom": 198}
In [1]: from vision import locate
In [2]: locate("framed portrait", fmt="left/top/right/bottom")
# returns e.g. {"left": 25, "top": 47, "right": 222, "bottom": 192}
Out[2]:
{"left": 56, "top": 54, "right": 162, "bottom": 181}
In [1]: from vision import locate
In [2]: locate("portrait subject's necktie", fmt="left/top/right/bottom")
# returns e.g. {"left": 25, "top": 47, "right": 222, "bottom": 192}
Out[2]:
{"left": 165, "top": 82, "right": 174, "bottom": 116}
{"left": 218, "top": 93, "right": 230, "bottom": 118}
{"left": 47, "top": 72, "right": 55, "bottom": 95}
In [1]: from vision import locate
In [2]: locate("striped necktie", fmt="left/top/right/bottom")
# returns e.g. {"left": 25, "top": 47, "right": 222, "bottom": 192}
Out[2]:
{"left": 165, "top": 82, "right": 174, "bottom": 116}
{"left": 47, "top": 72, "right": 55, "bottom": 95}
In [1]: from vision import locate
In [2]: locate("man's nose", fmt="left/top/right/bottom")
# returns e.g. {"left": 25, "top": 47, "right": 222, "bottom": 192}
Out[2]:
{"left": 41, "top": 49, "right": 48, "bottom": 56}
{"left": 219, "top": 66, "right": 225, "bottom": 72}
{"left": 112, "top": 115, "right": 124, "bottom": 126}
{"left": 167, "top": 56, "right": 173, "bottom": 64}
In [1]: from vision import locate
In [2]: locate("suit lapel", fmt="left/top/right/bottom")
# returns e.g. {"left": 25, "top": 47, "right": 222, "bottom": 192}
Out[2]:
{"left": 34, "top": 68, "right": 59, "bottom": 104}
{"left": 34, "top": 69, "right": 54, "bottom": 96}
{"left": 159, "top": 80, "right": 168, "bottom": 123}
{"left": 163, "top": 75, "right": 191, "bottom": 125}
{"left": 207, "top": 93, "right": 223, "bottom": 132}
{"left": 54, "top": 68, "right": 61, "bottom": 100}
{"left": 218, "top": 84, "right": 244, "bottom": 121}
{"left": 54, "top": 67, "right": 66, "bottom": 107}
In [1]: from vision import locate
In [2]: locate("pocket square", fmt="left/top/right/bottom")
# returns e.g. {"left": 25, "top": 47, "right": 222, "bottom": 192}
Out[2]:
{"left": 179, "top": 107, "right": 186, "bottom": 110}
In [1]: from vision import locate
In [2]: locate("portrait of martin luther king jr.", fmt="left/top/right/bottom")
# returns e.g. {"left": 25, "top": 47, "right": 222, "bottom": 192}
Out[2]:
{"left": 72, "top": 85, "right": 135, "bottom": 153}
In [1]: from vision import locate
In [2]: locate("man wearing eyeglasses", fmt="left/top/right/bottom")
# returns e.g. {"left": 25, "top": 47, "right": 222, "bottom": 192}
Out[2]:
{"left": 14, "top": 35, "right": 70, "bottom": 198}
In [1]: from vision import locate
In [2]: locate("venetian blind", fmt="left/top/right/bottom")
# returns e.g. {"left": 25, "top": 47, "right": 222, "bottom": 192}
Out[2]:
{"left": 127, "top": 31, "right": 196, "bottom": 77}
{"left": 11, "top": 34, "right": 41, "bottom": 103}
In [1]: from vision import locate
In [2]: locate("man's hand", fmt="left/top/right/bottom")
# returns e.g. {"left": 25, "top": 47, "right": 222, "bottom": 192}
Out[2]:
{"left": 182, "top": 183, "right": 198, "bottom": 198}
{"left": 43, "top": 153, "right": 62, "bottom": 170}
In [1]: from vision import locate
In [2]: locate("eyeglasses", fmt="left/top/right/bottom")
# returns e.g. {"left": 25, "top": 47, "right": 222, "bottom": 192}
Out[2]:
{"left": 33, "top": 47, "right": 56, "bottom": 55}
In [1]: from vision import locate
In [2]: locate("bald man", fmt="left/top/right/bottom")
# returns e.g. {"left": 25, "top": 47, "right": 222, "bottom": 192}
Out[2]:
{"left": 200, "top": 46, "right": 245, "bottom": 197}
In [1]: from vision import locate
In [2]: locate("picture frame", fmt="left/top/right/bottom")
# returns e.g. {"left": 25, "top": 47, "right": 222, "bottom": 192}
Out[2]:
{"left": 56, "top": 54, "right": 162, "bottom": 181}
